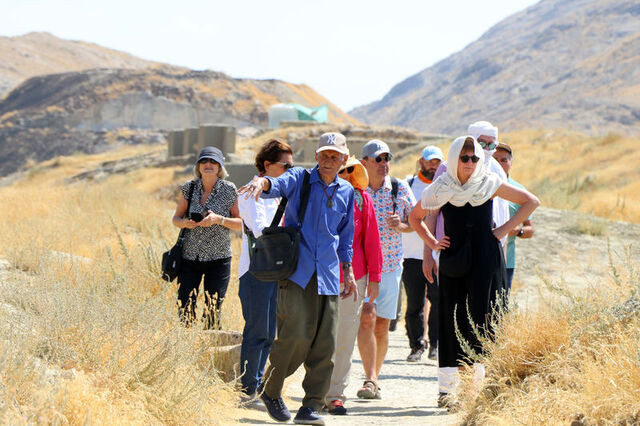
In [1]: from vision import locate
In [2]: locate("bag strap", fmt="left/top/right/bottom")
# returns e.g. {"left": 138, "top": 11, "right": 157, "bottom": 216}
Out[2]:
{"left": 178, "top": 181, "right": 196, "bottom": 240}
{"left": 297, "top": 170, "right": 311, "bottom": 225}
{"left": 390, "top": 177, "right": 399, "bottom": 214}
{"left": 408, "top": 176, "right": 416, "bottom": 188}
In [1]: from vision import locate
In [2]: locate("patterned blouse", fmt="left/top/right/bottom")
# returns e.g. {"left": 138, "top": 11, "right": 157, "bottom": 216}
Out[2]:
{"left": 180, "top": 178, "right": 237, "bottom": 261}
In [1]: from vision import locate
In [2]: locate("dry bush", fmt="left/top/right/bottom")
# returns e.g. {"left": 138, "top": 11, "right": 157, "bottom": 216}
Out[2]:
{"left": 457, "top": 257, "right": 640, "bottom": 425}
{"left": 0, "top": 153, "right": 246, "bottom": 424}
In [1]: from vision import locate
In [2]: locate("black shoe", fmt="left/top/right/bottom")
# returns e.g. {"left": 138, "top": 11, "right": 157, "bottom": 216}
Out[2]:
{"left": 427, "top": 345, "right": 437, "bottom": 360}
{"left": 260, "top": 392, "right": 291, "bottom": 422}
{"left": 294, "top": 406, "right": 325, "bottom": 425}
{"left": 389, "top": 319, "right": 397, "bottom": 332}
{"left": 326, "top": 400, "right": 347, "bottom": 415}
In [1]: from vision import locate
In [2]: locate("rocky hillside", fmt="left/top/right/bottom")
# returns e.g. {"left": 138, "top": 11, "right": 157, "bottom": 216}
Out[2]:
{"left": 0, "top": 67, "right": 358, "bottom": 176}
{"left": 0, "top": 32, "right": 159, "bottom": 97}
{"left": 351, "top": 0, "right": 640, "bottom": 136}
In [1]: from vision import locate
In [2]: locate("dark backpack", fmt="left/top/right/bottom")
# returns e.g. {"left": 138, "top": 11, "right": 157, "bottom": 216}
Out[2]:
{"left": 243, "top": 171, "right": 311, "bottom": 281}
{"left": 161, "top": 181, "right": 195, "bottom": 282}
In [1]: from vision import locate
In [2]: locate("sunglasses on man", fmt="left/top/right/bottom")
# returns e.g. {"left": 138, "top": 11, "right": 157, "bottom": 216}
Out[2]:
{"left": 374, "top": 155, "right": 391, "bottom": 163}
{"left": 478, "top": 141, "right": 498, "bottom": 150}
{"left": 459, "top": 155, "right": 480, "bottom": 163}
{"left": 339, "top": 166, "right": 355, "bottom": 174}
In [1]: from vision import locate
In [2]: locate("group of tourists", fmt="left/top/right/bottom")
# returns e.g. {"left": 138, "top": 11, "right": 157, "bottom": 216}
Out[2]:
{"left": 170, "top": 120, "right": 539, "bottom": 425}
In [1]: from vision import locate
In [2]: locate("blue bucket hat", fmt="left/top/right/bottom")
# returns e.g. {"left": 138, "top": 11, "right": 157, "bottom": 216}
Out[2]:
{"left": 196, "top": 146, "right": 225, "bottom": 167}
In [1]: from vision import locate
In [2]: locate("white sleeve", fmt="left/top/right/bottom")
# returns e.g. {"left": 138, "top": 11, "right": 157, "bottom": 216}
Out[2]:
{"left": 238, "top": 196, "right": 272, "bottom": 238}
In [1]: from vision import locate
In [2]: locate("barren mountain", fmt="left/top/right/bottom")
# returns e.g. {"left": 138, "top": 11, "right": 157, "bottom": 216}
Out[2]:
{"left": 351, "top": 0, "right": 640, "bottom": 136}
{"left": 0, "top": 32, "right": 159, "bottom": 97}
{"left": 0, "top": 67, "right": 357, "bottom": 176}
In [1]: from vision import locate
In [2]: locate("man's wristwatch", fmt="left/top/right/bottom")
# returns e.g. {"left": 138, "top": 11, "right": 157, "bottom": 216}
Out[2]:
{"left": 517, "top": 226, "right": 524, "bottom": 237}
{"left": 341, "top": 262, "right": 352, "bottom": 270}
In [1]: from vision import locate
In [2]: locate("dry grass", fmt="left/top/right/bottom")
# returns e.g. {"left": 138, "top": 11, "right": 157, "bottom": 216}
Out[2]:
{"left": 456, "top": 257, "right": 640, "bottom": 425}
{"left": 391, "top": 129, "right": 640, "bottom": 222}
{"left": 0, "top": 149, "right": 246, "bottom": 424}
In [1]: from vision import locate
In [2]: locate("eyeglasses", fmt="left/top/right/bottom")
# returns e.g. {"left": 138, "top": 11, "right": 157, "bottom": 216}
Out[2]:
{"left": 375, "top": 155, "right": 391, "bottom": 163}
{"left": 198, "top": 158, "right": 218, "bottom": 164}
{"left": 460, "top": 155, "right": 480, "bottom": 163}
{"left": 276, "top": 161, "right": 294, "bottom": 170}
{"left": 339, "top": 166, "right": 355, "bottom": 174}
{"left": 478, "top": 141, "right": 497, "bottom": 150}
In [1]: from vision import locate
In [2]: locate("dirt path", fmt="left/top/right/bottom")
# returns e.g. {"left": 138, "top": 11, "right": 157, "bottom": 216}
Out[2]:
{"left": 235, "top": 328, "right": 458, "bottom": 425}
{"left": 234, "top": 207, "right": 640, "bottom": 425}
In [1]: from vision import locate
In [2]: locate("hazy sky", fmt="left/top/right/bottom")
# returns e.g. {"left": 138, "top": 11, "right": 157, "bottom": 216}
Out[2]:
{"left": 1, "top": 0, "right": 539, "bottom": 111}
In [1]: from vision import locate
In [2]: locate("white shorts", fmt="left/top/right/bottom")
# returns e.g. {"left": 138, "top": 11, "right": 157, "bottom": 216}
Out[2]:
{"left": 365, "top": 267, "right": 402, "bottom": 320}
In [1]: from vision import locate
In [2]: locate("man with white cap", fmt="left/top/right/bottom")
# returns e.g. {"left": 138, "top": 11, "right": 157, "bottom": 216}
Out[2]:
{"left": 357, "top": 140, "right": 416, "bottom": 399}
{"left": 239, "top": 132, "right": 357, "bottom": 425}
{"left": 425, "top": 121, "right": 508, "bottom": 407}
{"left": 402, "top": 145, "right": 444, "bottom": 363}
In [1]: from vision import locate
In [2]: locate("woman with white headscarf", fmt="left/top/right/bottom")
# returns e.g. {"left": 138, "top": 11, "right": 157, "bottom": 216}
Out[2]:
{"left": 408, "top": 136, "right": 539, "bottom": 408}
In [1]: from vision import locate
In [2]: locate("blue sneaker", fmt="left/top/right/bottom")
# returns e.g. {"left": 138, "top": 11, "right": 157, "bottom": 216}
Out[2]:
{"left": 294, "top": 406, "right": 325, "bottom": 425}
{"left": 260, "top": 392, "right": 291, "bottom": 422}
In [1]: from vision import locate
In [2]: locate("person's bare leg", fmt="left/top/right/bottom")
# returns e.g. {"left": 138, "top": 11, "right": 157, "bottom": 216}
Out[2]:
{"left": 423, "top": 297, "right": 430, "bottom": 341}
{"left": 374, "top": 317, "right": 390, "bottom": 378}
{"left": 357, "top": 302, "right": 378, "bottom": 381}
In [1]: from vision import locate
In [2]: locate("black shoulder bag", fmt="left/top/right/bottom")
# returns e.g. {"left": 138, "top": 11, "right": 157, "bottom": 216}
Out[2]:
{"left": 439, "top": 205, "right": 474, "bottom": 279}
{"left": 161, "top": 181, "right": 195, "bottom": 282}
{"left": 244, "top": 171, "right": 311, "bottom": 281}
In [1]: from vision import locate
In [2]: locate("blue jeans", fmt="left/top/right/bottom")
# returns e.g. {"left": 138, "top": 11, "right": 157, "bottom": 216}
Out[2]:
{"left": 238, "top": 272, "right": 277, "bottom": 394}
{"left": 506, "top": 268, "right": 515, "bottom": 295}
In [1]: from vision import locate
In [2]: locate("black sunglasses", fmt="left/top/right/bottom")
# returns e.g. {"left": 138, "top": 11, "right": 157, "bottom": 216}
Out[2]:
{"left": 198, "top": 158, "right": 218, "bottom": 164}
{"left": 339, "top": 166, "right": 355, "bottom": 174}
{"left": 375, "top": 155, "right": 391, "bottom": 163}
{"left": 460, "top": 155, "right": 480, "bottom": 163}
{"left": 276, "top": 161, "right": 294, "bottom": 170}
{"left": 478, "top": 141, "right": 497, "bottom": 150}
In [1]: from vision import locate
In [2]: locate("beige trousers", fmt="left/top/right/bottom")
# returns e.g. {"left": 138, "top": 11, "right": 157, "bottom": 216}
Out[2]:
{"left": 325, "top": 276, "right": 368, "bottom": 403}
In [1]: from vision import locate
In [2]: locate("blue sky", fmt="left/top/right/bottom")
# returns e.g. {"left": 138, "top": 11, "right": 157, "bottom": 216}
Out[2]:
{"left": 1, "top": 0, "right": 539, "bottom": 111}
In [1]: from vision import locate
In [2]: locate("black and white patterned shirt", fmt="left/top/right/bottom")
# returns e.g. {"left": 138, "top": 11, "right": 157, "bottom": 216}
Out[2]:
{"left": 181, "top": 179, "right": 237, "bottom": 261}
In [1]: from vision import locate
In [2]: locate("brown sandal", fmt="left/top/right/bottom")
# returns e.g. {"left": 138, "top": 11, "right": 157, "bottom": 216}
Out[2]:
{"left": 356, "top": 380, "right": 381, "bottom": 399}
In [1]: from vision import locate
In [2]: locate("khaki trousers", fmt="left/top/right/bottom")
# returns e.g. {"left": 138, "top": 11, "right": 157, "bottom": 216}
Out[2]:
{"left": 263, "top": 274, "right": 339, "bottom": 410}
{"left": 325, "top": 277, "right": 367, "bottom": 403}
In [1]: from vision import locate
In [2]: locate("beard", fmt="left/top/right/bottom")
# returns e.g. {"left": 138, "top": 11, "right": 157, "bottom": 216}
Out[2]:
{"left": 420, "top": 167, "right": 436, "bottom": 180}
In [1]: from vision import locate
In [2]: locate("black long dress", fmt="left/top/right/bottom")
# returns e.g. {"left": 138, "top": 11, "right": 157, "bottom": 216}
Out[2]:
{"left": 438, "top": 199, "right": 507, "bottom": 368}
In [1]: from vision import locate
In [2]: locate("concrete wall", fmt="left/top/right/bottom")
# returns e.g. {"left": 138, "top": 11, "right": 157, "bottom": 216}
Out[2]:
{"left": 183, "top": 128, "right": 200, "bottom": 156}
{"left": 167, "top": 130, "right": 184, "bottom": 158}
{"left": 198, "top": 125, "right": 236, "bottom": 155}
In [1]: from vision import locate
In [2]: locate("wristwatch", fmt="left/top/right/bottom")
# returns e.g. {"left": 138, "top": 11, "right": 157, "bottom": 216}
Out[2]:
{"left": 517, "top": 226, "right": 524, "bottom": 237}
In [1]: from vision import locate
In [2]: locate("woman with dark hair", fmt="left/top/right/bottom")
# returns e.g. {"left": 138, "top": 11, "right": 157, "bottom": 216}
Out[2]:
{"left": 237, "top": 139, "right": 294, "bottom": 399}
{"left": 172, "top": 146, "right": 241, "bottom": 329}
{"left": 409, "top": 136, "right": 539, "bottom": 407}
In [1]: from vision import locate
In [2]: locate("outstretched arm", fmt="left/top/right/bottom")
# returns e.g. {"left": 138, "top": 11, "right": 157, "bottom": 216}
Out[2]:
{"left": 492, "top": 183, "right": 540, "bottom": 241}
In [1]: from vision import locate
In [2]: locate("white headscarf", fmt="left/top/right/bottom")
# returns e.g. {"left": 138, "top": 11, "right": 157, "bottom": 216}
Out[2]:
{"left": 421, "top": 136, "right": 503, "bottom": 210}
{"left": 468, "top": 120, "right": 499, "bottom": 159}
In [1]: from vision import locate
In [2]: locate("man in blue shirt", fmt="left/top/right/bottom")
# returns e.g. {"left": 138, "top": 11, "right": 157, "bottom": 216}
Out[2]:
{"left": 239, "top": 132, "right": 357, "bottom": 425}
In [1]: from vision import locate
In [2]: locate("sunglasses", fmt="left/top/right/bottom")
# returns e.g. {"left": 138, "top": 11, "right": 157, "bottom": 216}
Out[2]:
{"left": 276, "top": 161, "right": 294, "bottom": 170}
{"left": 478, "top": 141, "right": 498, "bottom": 150}
{"left": 375, "top": 155, "right": 391, "bottom": 163}
{"left": 198, "top": 158, "right": 218, "bottom": 164}
{"left": 460, "top": 155, "right": 480, "bottom": 163}
{"left": 339, "top": 166, "right": 355, "bottom": 174}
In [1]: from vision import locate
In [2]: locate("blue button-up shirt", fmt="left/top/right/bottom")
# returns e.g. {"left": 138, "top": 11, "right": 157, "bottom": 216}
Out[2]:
{"left": 262, "top": 166, "right": 354, "bottom": 295}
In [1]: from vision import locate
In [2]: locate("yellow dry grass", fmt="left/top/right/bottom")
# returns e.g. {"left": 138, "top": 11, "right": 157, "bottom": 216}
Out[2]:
{"left": 456, "top": 259, "right": 640, "bottom": 425}
{"left": 392, "top": 129, "right": 640, "bottom": 222}
{"left": 0, "top": 148, "right": 245, "bottom": 424}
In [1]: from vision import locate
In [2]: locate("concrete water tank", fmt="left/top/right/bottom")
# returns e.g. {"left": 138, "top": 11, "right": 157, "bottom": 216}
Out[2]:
{"left": 167, "top": 130, "right": 184, "bottom": 158}
{"left": 198, "top": 125, "right": 236, "bottom": 155}
{"left": 268, "top": 104, "right": 298, "bottom": 129}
